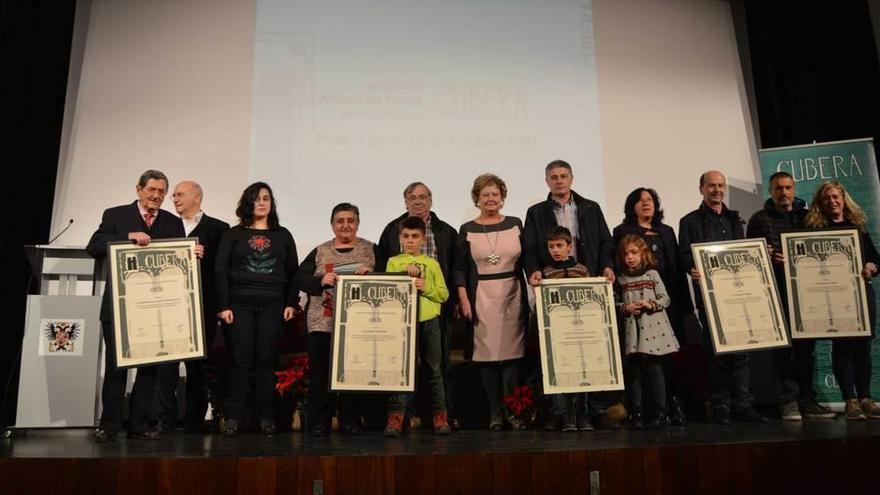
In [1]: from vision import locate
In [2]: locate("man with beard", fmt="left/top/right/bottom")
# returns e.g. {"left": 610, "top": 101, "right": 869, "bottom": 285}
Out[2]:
{"left": 746, "top": 171, "right": 834, "bottom": 421}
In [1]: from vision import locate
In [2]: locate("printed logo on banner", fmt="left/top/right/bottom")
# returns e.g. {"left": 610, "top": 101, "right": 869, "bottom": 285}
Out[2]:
{"left": 39, "top": 319, "right": 84, "bottom": 356}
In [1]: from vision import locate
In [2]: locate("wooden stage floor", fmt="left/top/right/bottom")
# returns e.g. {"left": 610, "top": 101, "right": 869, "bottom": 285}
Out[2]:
{"left": 2, "top": 419, "right": 879, "bottom": 494}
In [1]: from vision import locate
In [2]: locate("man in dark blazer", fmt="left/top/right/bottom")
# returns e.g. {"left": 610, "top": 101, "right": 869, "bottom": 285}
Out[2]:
{"left": 523, "top": 160, "right": 616, "bottom": 285}
{"left": 679, "top": 170, "right": 767, "bottom": 425}
{"left": 377, "top": 182, "right": 459, "bottom": 428}
{"left": 155, "top": 180, "right": 230, "bottom": 433}
{"left": 523, "top": 159, "right": 617, "bottom": 430}
{"left": 86, "top": 169, "right": 185, "bottom": 442}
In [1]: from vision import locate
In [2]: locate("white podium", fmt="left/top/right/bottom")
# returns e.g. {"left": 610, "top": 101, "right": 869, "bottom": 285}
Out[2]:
{"left": 15, "top": 245, "right": 102, "bottom": 428}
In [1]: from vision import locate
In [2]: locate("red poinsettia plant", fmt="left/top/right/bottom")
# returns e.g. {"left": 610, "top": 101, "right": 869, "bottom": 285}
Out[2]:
{"left": 275, "top": 354, "right": 309, "bottom": 403}
{"left": 503, "top": 385, "right": 536, "bottom": 423}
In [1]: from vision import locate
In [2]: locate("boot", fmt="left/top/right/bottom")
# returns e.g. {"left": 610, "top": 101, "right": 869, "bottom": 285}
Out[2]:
{"left": 648, "top": 410, "right": 667, "bottom": 430}
{"left": 629, "top": 408, "right": 645, "bottom": 430}
{"left": 667, "top": 396, "right": 686, "bottom": 426}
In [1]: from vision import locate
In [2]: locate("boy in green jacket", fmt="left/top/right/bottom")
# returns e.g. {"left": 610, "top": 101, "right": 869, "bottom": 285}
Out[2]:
{"left": 384, "top": 216, "right": 451, "bottom": 436}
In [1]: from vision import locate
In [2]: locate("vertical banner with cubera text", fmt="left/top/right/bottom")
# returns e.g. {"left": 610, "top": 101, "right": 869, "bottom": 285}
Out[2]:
{"left": 759, "top": 138, "right": 879, "bottom": 402}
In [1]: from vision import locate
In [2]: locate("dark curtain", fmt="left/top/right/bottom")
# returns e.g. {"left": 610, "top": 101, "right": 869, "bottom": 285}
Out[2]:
{"left": 743, "top": 1, "right": 880, "bottom": 149}
{"left": 0, "top": 0, "right": 77, "bottom": 427}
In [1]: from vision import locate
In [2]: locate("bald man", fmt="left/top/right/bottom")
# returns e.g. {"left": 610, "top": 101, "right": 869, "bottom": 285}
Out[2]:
{"left": 155, "top": 181, "right": 230, "bottom": 433}
{"left": 678, "top": 170, "right": 767, "bottom": 425}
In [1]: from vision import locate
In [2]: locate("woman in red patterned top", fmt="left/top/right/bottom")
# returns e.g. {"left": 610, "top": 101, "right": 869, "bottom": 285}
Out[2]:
{"left": 215, "top": 182, "right": 299, "bottom": 436}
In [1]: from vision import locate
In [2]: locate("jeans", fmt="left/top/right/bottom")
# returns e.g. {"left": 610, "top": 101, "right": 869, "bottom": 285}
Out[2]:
{"left": 773, "top": 339, "right": 818, "bottom": 406}
{"left": 550, "top": 393, "right": 588, "bottom": 417}
{"left": 224, "top": 300, "right": 285, "bottom": 422}
{"left": 832, "top": 338, "right": 872, "bottom": 400}
{"left": 389, "top": 318, "right": 447, "bottom": 414}
{"left": 698, "top": 310, "right": 753, "bottom": 412}
{"left": 832, "top": 281, "right": 875, "bottom": 401}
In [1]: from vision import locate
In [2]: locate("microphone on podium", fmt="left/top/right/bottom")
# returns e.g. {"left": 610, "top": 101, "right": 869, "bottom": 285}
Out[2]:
{"left": 47, "top": 218, "right": 74, "bottom": 245}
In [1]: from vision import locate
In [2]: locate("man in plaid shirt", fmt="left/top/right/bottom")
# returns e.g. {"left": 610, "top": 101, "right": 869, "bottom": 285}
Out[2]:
{"left": 378, "top": 182, "right": 460, "bottom": 429}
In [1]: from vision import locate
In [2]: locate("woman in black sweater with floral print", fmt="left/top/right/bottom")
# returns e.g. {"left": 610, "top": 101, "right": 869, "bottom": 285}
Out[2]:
{"left": 215, "top": 182, "right": 299, "bottom": 435}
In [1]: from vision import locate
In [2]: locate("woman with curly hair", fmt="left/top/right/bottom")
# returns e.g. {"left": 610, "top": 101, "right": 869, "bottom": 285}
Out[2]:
{"left": 215, "top": 182, "right": 299, "bottom": 435}
{"left": 805, "top": 180, "right": 880, "bottom": 420}
{"left": 453, "top": 173, "right": 529, "bottom": 430}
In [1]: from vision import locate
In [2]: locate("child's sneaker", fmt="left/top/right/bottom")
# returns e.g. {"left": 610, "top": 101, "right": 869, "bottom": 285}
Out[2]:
{"left": 859, "top": 398, "right": 880, "bottom": 419}
{"left": 577, "top": 413, "right": 594, "bottom": 431}
{"left": 433, "top": 411, "right": 451, "bottom": 435}
{"left": 845, "top": 399, "right": 867, "bottom": 421}
{"left": 384, "top": 413, "right": 405, "bottom": 437}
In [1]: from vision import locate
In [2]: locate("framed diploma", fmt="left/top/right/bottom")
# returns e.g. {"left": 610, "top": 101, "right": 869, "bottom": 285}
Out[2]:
{"left": 108, "top": 238, "right": 205, "bottom": 368}
{"left": 781, "top": 229, "right": 871, "bottom": 339}
{"left": 330, "top": 275, "right": 418, "bottom": 392}
{"left": 692, "top": 239, "right": 790, "bottom": 354}
{"left": 535, "top": 277, "right": 624, "bottom": 394}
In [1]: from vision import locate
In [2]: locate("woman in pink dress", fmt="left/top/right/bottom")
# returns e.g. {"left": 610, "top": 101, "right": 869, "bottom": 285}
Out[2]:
{"left": 453, "top": 174, "right": 529, "bottom": 430}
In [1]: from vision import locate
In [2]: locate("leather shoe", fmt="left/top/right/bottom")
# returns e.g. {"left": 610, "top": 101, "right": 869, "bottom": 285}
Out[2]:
{"left": 449, "top": 417, "right": 462, "bottom": 431}
{"left": 94, "top": 428, "right": 117, "bottom": 443}
{"left": 223, "top": 420, "right": 240, "bottom": 437}
{"left": 128, "top": 429, "right": 160, "bottom": 440}
{"left": 309, "top": 427, "right": 328, "bottom": 437}
{"left": 668, "top": 397, "right": 686, "bottom": 426}
{"left": 713, "top": 406, "right": 731, "bottom": 425}
{"left": 629, "top": 410, "right": 645, "bottom": 430}
{"left": 735, "top": 407, "right": 769, "bottom": 424}
{"left": 341, "top": 423, "right": 364, "bottom": 435}
{"left": 544, "top": 414, "right": 562, "bottom": 431}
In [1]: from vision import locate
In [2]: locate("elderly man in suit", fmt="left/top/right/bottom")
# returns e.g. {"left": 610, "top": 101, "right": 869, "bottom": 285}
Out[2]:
{"left": 155, "top": 180, "right": 230, "bottom": 433}
{"left": 87, "top": 169, "right": 185, "bottom": 442}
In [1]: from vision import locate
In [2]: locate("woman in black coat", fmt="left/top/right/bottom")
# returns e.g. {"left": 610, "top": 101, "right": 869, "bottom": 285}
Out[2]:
{"left": 612, "top": 187, "right": 692, "bottom": 425}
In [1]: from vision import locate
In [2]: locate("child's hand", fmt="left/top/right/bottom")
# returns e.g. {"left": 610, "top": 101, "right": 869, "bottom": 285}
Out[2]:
{"left": 414, "top": 278, "right": 425, "bottom": 291}
{"left": 406, "top": 264, "right": 421, "bottom": 277}
{"left": 321, "top": 272, "right": 337, "bottom": 286}
{"left": 528, "top": 271, "right": 543, "bottom": 287}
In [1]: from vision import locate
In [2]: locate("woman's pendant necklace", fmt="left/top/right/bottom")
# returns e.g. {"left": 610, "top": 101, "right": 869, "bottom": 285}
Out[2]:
{"left": 482, "top": 224, "right": 501, "bottom": 265}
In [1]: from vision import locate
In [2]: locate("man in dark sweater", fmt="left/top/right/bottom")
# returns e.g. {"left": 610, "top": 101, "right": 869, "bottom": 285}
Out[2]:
{"left": 86, "top": 169, "right": 185, "bottom": 442}
{"left": 377, "top": 182, "right": 459, "bottom": 427}
{"left": 746, "top": 171, "right": 833, "bottom": 421}
{"left": 678, "top": 170, "right": 767, "bottom": 424}
{"left": 155, "top": 181, "right": 230, "bottom": 433}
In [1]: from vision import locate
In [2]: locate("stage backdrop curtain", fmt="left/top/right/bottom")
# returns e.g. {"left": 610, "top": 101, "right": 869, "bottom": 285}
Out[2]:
{"left": 741, "top": 0, "right": 880, "bottom": 149}
{"left": 0, "top": 0, "right": 76, "bottom": 427}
